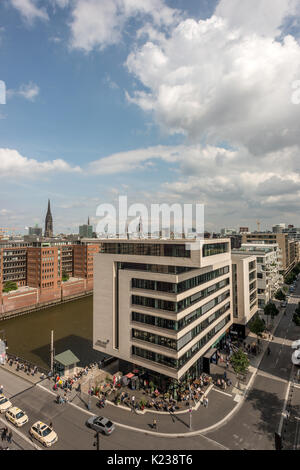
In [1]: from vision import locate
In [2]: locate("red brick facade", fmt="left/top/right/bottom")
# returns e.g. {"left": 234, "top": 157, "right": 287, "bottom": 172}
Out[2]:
{"left": 0, "top": 242, "right": 101, "bottom": 315}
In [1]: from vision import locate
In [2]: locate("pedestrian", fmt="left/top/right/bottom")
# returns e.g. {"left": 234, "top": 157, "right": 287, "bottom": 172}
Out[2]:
{"left": 153, "top": 418, "right": 157, "bottom": 430}
{"left": 203, "top": 397, "right": 208, "bottom": 408}
{"left": 49, "top": 422, "right": 53, "bottom": 429}
{"left": 267, "top": 347, "right": 271, "bottom": 356}
{"left": 223, "top": 371, "right": 227, "bottom": 380}
{"left": 226, "top": 360, "right": 229, "bottom": 369}
{"left": 7, "top": 431, "right": 12, "bottom": 444}
{"left": 1, "top": 427, "right": 8, "bottom": 441}
{"left": 0, "top": 385, "right": 3, "bottom": 394}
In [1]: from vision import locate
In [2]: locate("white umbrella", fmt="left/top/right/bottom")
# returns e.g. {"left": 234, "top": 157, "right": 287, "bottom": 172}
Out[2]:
{"left": 291, "top": 339, "right": 300, "bottom": 349}
{"left": 291, "top": 350, "right": 300, "bottom": 365}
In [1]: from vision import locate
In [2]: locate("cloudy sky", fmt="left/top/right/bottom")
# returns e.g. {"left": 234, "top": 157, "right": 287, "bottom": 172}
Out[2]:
{"left": 1, "top": 0, "right": 300, "bottom": 234}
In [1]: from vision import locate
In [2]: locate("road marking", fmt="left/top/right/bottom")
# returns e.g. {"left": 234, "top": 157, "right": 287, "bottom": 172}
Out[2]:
{"left": 36, "top": 382, "right": 228, "bottom": 445}
{"left": 278, "top": 365, "right": 294, "bottom": 436}
{"left": 0, "top": 417, "right": 41, "bottom": 450}
{"left": 212, "top": 388, "right": 232, "bottom": 398}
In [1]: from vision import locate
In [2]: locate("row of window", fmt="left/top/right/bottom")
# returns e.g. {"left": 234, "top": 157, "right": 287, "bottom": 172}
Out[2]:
{"left": 132, "top": 279, "right": 230, "bottom": 313}
{"left": 131, "top": 266, "right": 230, "bottom": 294}
{"left": 202, "top": 243, "right": 229, "bottom": 257}
{"left": 102, "top": 243, "right": 191, "bottom": 258}
{"left": 132, "top": 302, "right": 231, "bottom": 351}
{"left": 132, "top": 314, "right": 231, "bottom": 370}
{"left": 132, "top": 290, "right": 230, "bottom": 331}
{"left": 118, "top": 262, "right": 194, "bottom": 275}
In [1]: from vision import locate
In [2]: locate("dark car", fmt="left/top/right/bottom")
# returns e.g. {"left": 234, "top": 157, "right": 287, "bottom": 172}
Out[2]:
{"left": 86, "top": 416, "right": 115, "bottom": 435}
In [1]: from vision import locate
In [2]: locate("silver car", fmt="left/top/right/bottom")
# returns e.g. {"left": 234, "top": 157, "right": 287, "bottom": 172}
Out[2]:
{"left": 86, "top": 416, "right": 115, "bottom": 435}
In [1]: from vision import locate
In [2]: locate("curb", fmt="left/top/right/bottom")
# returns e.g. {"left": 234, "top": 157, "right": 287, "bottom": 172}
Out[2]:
{"left": 0, "top": 365, "right": 41, "bottom": 386}
{"left": 104, "top": 383, "right": 214, "bottom": 416}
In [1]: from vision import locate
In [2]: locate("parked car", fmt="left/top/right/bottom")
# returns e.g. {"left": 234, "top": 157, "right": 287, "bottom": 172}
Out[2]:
{"left": 0, "top": 395, "right": 12, "bottom": 413}
{"left": 292, "top": 350, "right": 300, "bottom": 366}
{"left": 292, "top": 339, "right": 300, "bottom": 349}
{"left": 86, "top": 416, "right": 115, "bottom": 435}
{"left": 281, "top": 301, "right": 287, "bottom": 308}
{"left": 29, "top": 421, "right": 58, "bottom": 447}
{"left": 6, "top": 407, "right": 28, "bottom": 427}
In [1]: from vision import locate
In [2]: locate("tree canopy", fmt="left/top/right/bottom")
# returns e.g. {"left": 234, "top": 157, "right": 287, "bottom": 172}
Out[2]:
{"left": 230, "top": 349, "right": 250, "bottom": 377}
{"left": 2, "top": 281, "right": 18, "bottom": 293}
{"left": 248, "top": 315, "right": 265, "bottom": 339}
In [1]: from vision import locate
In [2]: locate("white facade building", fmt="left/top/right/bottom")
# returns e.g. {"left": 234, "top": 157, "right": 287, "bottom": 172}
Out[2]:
{"left": 93, "top": 238, "right": 233, "bottom": 388}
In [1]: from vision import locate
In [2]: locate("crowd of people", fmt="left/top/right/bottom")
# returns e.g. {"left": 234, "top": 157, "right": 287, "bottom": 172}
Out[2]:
{"left": 6, "top": 355, "right": 41, "bottom": 377}
{"left": 0, "top": 427, "right": 12, "bottom": 450}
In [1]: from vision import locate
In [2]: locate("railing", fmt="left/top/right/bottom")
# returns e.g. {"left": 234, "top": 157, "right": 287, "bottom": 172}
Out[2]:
{"left": 5, "top": 352, "right": 49, "bottom": 375}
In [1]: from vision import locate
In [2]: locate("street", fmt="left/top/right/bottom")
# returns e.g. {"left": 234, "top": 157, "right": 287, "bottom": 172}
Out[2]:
{"left": 0, "top": 280, "right": 299, "bottom": 451}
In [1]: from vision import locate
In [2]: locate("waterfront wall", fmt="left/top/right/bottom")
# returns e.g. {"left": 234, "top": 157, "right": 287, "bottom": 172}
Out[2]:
{"left": 0, "top": 278, "right": 93, "bottom": 318}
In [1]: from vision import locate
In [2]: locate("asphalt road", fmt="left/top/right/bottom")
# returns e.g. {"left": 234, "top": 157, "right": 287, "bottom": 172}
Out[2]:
{"left": 0, "top": 279, "right": 300, "bottom": 451}
{"left": 0, "top": 367, "right": 223, "bottom": 450}
{"left": 206, "top": 277, "right": 300, "bottom": 450}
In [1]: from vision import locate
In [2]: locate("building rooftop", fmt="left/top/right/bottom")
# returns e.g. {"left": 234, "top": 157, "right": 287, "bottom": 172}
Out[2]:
{"left": 54, "top": 350, "right": 80, "bottom": 367}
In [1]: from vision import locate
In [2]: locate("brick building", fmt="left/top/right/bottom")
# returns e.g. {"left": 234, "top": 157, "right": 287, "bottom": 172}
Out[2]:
{"left": 0, "top": 239, "right": 102, "bottom": 315}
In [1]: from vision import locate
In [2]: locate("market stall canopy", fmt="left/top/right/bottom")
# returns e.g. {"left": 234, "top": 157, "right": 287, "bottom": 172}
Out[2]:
{"left": 54, "top": 350, "right": 80, "bottom": 367}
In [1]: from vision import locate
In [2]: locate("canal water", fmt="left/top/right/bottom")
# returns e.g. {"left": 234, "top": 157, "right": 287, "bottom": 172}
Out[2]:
{"left": 0, "top": 296, "right": 104, "bottom": 370}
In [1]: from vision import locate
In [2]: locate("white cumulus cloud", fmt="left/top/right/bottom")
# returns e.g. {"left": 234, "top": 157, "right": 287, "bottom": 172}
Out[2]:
{"left": 0, "top": 148, "right": 82, "bottom": 178}
{"left": 10, "top": 0, "right": 49, "bottom": 23}
{"left": 69, "top": 0, "right": 179, "bottom": 52}
{"left": 126, "top": 12, "right": 300, "bottom": 155}
{"left": 7, "top": 82, "right": 40, "bottom": 101}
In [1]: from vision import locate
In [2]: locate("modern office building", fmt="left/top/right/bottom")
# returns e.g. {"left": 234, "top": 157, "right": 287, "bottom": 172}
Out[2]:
{"left": 28, "top": 225, "right": 42, "bottom": 237}
{"left": 220, "top": 228, "right": 236, "bottom": 236}
{"left": 272, "top": 224, "right": 286, "bottom": 233}
{"left": 93, "top": 238, "right": 233, "bottom": 390}
{"left": 232, "top": 243, "right": 283, "bottom": 311}
{"left": 79, "top": 217, "right": 93, "bottom": 238}
{"left": 231, "top": 253, "right": 258, "bottom": 338}
{"left": 241, "top": 232, "right": 295, "bottom": 274}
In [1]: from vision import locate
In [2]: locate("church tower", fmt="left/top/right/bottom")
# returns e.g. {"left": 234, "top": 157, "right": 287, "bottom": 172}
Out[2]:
{"left": 44, "top": 199, "right": 53, "bottom": 237}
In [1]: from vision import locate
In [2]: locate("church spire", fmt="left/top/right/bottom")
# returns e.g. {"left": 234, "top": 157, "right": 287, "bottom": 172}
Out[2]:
{"left": 44, "top": 199, "right": 53, "bottom": 237}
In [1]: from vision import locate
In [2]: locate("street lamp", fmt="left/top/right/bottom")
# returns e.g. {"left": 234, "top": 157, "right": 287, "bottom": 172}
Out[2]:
{"left": 188, "top": 384, "right": 192, "bottom": 430}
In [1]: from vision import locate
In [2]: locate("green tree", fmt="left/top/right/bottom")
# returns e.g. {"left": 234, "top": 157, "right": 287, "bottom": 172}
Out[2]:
{"left": 274, "top": 289, "right": 286, "bottom": 301}
{"left": 2, "top": 281, "right": 18, "bottom": 293}
{"left": 264, "top": 302, "right": 279, "bottom": 326}
{"left": 248, "top": 315, "right": 265, "bottom": 342}
{"left": 62, "top": 271, "right": 69, "bottom": 282}
{"left": 293, "top": 313, "right": 300, "bottom": 326}
{"left": 293, "top": 302, "right": 300, "bottom": 326}
{"left": 285, "top": 272, "right": 297, "bottom": 285}
{"left": 230, "top": 349, "right": 250, "bottom": 388}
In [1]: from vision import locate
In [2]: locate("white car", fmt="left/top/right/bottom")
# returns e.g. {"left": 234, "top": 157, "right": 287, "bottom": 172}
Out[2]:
{"left": 6, "top": 407, "right": 28, "bottom": 427}
{"left": 292, "top": 350, "right": 300, "bottom": 366}
{"left": 0, "top": 394, "right": 12, "bottom": 413}
{"left": 292, "top": 339, "right": 300, "bottom": 349}
{"left": 29, "top": 421, "right": 58, "bottom": 447}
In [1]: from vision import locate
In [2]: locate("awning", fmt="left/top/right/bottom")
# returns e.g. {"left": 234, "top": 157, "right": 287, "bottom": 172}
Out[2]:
{"left": 203, "top": 347, "right": 217, "bottom": 360}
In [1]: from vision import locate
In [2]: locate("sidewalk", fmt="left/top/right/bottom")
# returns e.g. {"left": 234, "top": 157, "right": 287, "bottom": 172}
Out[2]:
{"left": 0, "top": 362, "right": 44, "bottom": 385}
